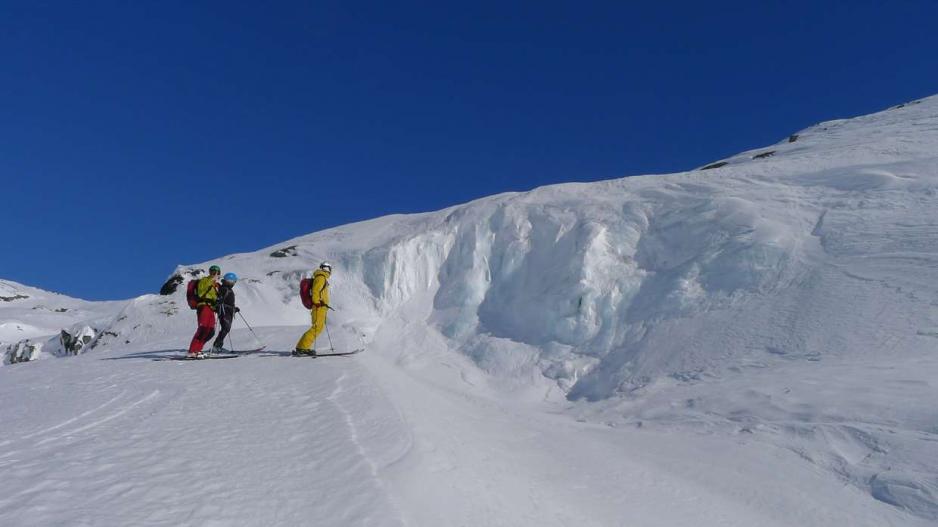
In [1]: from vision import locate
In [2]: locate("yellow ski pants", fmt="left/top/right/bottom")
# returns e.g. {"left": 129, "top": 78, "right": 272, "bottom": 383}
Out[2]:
{"left": 296, "top": 305, "right": 328, "bottom": 350}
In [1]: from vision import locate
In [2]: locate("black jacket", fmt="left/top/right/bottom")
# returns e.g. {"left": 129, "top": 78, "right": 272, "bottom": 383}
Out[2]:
{"left": 215, "top": 284, "right": 236, "bottom": 320}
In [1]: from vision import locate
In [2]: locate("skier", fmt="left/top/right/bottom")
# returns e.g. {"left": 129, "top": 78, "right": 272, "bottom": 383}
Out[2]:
{"left": 294, "top": 262, "right": 332, "bottom": 356}
{"left": 211, "top": 272, "right": 240, "bottom": 352}
{"left": 188, "top": 265, "right": 221, "bottom": 358}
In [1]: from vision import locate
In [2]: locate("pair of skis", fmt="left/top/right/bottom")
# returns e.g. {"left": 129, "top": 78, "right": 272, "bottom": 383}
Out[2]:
{"left": 170, "top": 348, "right": 363, "bottom": 361}
{"left": 167, "top": 346, "right": 265, "bottom": 361}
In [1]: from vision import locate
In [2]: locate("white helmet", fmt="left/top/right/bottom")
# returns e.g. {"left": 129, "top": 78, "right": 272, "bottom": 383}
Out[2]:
{"left": 319, "top": 262, "right": 333, "bottom": 273}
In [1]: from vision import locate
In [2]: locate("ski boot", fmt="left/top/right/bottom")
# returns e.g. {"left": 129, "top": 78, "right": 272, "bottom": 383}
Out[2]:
{"left": 292, "top": 348, "right": 317, "bottom": 357}
{"left": 186, "top": 351, "right": 206, "bottom": 360}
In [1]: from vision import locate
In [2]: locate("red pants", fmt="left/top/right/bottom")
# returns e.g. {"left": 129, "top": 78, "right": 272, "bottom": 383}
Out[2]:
{"left": 188, "top": 305, "right": 216, "bottom": 353}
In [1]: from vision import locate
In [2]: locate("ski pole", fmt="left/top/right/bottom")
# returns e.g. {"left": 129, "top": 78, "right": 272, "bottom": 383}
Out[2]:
{"left": 324, "top": 321, "right": 336, "bottom": 353}
{"left": 237, "top": 311, "right": 265, "bottom": 347}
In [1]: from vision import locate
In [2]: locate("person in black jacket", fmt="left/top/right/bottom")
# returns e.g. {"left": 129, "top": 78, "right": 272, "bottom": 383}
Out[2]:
{"left": 212, "top": 272, "right": 240, "bottom": 352}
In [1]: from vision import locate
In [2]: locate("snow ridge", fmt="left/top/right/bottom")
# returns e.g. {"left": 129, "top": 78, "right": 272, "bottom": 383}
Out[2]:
{"left": 2, "top": 95, "right": 938, "bottom": 524}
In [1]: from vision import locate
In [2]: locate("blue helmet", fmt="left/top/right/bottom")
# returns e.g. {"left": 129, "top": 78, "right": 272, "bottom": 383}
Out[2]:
{"left": 223, "top": 272, "right": 238, "bottom": 283}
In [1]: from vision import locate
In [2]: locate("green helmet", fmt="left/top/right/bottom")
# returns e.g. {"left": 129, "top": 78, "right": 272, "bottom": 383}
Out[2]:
{"left": 209, "top": 265, "right": 221, "bottom": 275}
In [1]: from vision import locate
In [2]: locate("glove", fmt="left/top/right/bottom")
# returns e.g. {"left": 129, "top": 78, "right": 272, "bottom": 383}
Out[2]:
{"left": 235, "top": 307, "right": 240, "bottom": 313}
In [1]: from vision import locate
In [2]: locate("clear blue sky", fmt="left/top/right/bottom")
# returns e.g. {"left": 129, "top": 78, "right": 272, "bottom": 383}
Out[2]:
{"left": 3, "top": 1, "right": 937, "bottom": 300}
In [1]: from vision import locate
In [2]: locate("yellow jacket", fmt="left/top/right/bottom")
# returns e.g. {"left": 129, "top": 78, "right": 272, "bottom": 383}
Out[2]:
{"left": 196, "top": 276, "right": 218, "bottom": 307}
{"left": 310, "top": 269, "right": 330, "bottom": 307}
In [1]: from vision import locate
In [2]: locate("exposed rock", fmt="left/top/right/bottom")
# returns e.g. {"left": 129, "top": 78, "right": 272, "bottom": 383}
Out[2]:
{"left": 4, "top": 340, "right": 42, "bottom": 364}
{"left": 158, "top": 300, "right": 179, "bottom": 316}
{"left": 0, "top": 294, "right": 29, "bottom": 302}
{"left": 160, "top": 269, "right": 206, "bottom": 295}
{"left": 159, "top": 274, "right": 185, "bottom": 295}
{"left": 30, "top": 305, "right": 67, "bottom": 312}
{"left": 893, "top": 100, "right": 923, "bottom": 110}
{"left": 788, "top": 134, "right": 799, "bottom": 143}
{"left": 753, "top": 150, "right": 776, "bottom": 159}
{"left": 60, "top": 326, "right": 96, "bottom": 355}
{"left": 701, "top": 161, "right": 729, "bottom": 170}
{"left": 270, "top": 245, "right": 298, "bottom": 258}
{"left": 92, "top": 330, "right": 119, "bottom": 348}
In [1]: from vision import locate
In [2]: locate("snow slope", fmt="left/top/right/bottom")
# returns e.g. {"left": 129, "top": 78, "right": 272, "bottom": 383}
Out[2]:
{"left": 0, "top": 279, "right": 122, "bottom": 346}
{"left": 2, "top": 95, "right": 938, "bottom": 525}
{"left": 0, "top": 330, "right": 924, "bottom": 526}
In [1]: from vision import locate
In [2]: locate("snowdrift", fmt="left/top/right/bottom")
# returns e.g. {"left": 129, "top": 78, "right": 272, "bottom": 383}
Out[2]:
{"left": 105, "top": 94, "right": 938, "bottom": 402}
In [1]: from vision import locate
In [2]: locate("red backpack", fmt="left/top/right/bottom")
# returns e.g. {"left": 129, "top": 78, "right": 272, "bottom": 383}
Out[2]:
{"left": 186, "top": 279, "right": 200, "bottom": 310}
{"left": 299, "top": 277, "right": 314, "bottom": 309}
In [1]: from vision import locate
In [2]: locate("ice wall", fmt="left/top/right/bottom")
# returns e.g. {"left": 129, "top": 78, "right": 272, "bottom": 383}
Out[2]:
{"left": 103, "top": 94, "right": 938, "bottom": 401}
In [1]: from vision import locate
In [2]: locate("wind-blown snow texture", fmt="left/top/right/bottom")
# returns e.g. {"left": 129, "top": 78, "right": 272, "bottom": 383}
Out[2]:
{"left": 2, "top": 96, "right": 938, "bottom": 525}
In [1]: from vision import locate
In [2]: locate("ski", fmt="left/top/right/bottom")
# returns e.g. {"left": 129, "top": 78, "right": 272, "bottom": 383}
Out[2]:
{"left": 232, "top": 346, "right": 267, "bottom": 354}
{"left": 288, "top": 348, "right": 364, "bottom": 358}
{"left": 317, "top": 349, "right": 363, "bottom": 357}
{"left": 157, "top": 354, "right": 240, "bottom": 361}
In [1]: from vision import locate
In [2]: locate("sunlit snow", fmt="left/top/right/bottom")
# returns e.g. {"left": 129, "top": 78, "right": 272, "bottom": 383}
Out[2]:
{"left": 2, "top": 96, "right": 937, "bottom": 525}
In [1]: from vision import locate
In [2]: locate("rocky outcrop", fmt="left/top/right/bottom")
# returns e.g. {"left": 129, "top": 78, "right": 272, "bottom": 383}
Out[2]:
{"left": 701, "top": 161, "right": 729, "bottom": 170}
{"left": 159, "top": 268, "right": 205, "bottom": 295}
{"left": 270, "top": 245, "right": 298, "bottom": 258}
{"left": 159, "top": 275, "right": 184, "bottom": 295}
{"left": 60, "top": 326, "right": 96, "bottom": 355}
{"left": 4, "top": 340, "right": 42, "bottom": 364}
{"left": 0, "top": 294, "right": 29, "bottom": 302}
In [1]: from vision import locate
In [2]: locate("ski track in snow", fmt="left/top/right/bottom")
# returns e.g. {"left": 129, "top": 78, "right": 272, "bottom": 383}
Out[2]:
{"left": 0, "top": 336, "right": 406, "bottom": 527}
{"left": 16, "top": 389, "right": 129, "bottom": 441}
{"left": 31, "top": 390, "right": 161, "bottom": 447}
{"left": 0, "top": 330, "right": 932, "bottom": 526}
{"left": 325, "top": 371, "right": 407, "bottom": 525}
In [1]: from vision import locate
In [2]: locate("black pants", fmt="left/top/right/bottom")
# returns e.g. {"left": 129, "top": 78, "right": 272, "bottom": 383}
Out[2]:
{"left": 212, "top": 316, "right": 233, "bottom": 349}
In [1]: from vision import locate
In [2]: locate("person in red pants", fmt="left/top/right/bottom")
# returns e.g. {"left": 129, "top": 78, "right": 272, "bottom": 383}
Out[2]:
{"left": 188, "top": 265, "right": 221, "bottom": 358}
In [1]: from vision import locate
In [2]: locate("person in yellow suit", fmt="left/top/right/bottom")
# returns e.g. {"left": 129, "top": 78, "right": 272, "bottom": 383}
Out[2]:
{"left": 294, "top": 262, "right": 332, "bottom": 356}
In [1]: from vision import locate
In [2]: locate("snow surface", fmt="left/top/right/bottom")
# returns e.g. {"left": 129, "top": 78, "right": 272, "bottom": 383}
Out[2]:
{"left": 3, "top": 96, "right": 938, "bottom": 525}
{"left": 0, "top": 280, "right": 121, "bottom": 345}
